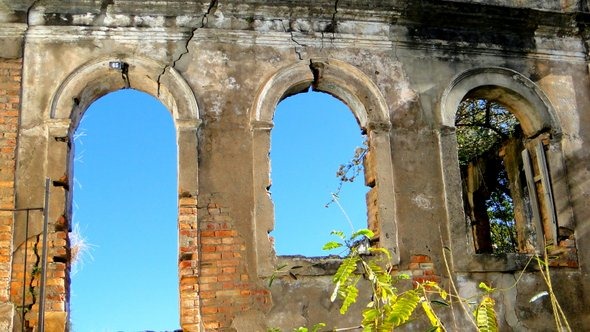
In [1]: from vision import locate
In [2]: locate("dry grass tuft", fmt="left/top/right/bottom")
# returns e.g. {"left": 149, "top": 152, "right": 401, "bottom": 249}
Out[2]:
{"left": 70, "top": 223, "right": 94, "bottom": 275}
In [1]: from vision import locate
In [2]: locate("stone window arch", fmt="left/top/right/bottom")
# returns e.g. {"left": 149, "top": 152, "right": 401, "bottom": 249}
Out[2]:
{"left": 13, "top": 56, "right": 201, "bottom": 330}
{"left": 440, "top": 67, "right": 575, "bottom": 271}
{"left": 250, "top": 59, "right": 397, "bottom": 276}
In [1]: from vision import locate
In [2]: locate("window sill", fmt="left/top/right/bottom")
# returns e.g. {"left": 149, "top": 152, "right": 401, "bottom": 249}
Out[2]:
{"left": 455, "top": 253, "right": 538, "bottom": 273}
{"left": 274, "top": 255, "right": 345, "bottom": 277}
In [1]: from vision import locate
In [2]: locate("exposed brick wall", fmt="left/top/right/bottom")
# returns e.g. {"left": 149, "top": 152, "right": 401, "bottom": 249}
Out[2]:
{"left": 0, "top": 58, "right": 21, "bottom": 302}
{"left": 179, "top": 194, "right": 200, "bottom": 331}
{"left": 198, "top": 194, "right": 271, "bottom": 331}
{"left": 399, "top": 254, "right": 440, "bottom": 286}
{"left": 548, "top": 235, "right": 578, "bottom": 268}
{"left": 10, "top": 215, "right": 70, "bottom": 329}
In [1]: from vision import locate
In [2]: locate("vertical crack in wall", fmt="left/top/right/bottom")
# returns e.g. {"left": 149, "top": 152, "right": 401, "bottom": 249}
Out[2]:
{"left": 157, "top": 0, "right": 219, "bottom": 96}
{"left": 329, "top": 0, "right": 339, "bottom": 40}
{"left": 320, "top": 0, "right": 339, "bottom": 50}
{"left": 331, "top": 0, "right": 339, "bottom": 30}
{"left": 21, "top": 235, "right": 42, "bottom": 323}
{"left": 284, "top": 7, "right": 307, "bottom": 61}
{"left": 283, "top": 21, "right": 307, "bottom": 60}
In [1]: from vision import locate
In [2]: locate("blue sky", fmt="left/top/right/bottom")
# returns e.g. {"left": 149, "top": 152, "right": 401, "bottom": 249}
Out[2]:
{"left": 71, "top": 90, "right": 179, "bottom": 331}
{"left": 70, "top": 88, "right": 367, "bottom": 330}
{"left": 271, "top": 90, "right": 367, "bottom": 256}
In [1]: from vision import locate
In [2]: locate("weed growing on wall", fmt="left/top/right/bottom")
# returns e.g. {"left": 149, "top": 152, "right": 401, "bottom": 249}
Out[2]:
{"left": 269, "top": 228, "right": 500, "bottom": 331}
{"left": 69, "top": 222, "right": 94, "bottom": 275}
{"left": 269, "top": 138, "right": 570, "bottom": 331}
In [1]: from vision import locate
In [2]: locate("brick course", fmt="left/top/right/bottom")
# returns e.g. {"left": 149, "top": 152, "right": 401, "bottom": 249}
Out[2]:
{"left": 197, "top": 194, "right": 271, "bottom": 330}
{"left": 0, "top": 58, "right": 21, "bottom": 304}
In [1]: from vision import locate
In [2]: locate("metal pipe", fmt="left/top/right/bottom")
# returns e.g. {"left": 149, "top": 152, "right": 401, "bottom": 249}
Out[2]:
{"left": 38, "top": 178, "right": 50, "bottom": 332}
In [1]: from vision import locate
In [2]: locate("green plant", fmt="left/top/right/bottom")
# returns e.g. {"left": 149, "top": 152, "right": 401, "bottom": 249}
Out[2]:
{"left": 270, "top": 227, "right": 579, "bottom": 331}
{"left": 473, "top": 282, "right": 498, "bottom": 332}
{"left": 323, "top": 229, "right": 504, "bottom": 332}
{"left": 325, "top": 229, "right": 446, "bottom": 331}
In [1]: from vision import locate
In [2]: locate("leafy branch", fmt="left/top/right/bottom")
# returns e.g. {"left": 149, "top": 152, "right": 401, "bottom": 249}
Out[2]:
{"left": 326, "top": 141, "right": 368, "bottom": 209}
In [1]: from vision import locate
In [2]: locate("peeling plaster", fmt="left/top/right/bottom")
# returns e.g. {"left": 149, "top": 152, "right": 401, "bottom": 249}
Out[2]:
{"left": 133, "top": 15, "right": 165, "bottom": 27}
{"left": 103, "top": 13, "right": 131, "bottom": 26}
{"left": 71, "top": 13, "right": 94, "bottom": 25}
{"left": 413, "top": 193, "right": 433, "bottom": 210}
{"left": 226, "top": 77, "right": 240, "bottom": 90}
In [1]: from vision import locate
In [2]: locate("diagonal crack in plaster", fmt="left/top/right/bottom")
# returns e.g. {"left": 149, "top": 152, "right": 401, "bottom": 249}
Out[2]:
{"left": 283, "top": 21, "right": 307, "bottom": 61}
{"left": 285, "top": 0, "right": 340, "bottom": 61}
{"left": 156, "top": 0, "right": 218, "bottom": 96}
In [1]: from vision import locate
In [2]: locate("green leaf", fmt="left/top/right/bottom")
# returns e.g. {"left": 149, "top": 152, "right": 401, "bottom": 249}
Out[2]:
{"left": 396, "top": 273, "right": 411, "bottom": 280}
{"left": 268, "top": 264, "right": 289, "bottom": 287}
{"left": 362, "top": 307, "right": 379, "bottom": 329}
{"left": 333, "top": 256, "right": 359, "bottom": 284}
{"left": 475, "top": 296, "right": 498, "bottom": 332}
{"left": 478, "top": 282, "right": 494, "bottom": 293}
{"left": 351, "top": 229, "right": 374, "bottom": 240}
{"left": 340, "top": 283, "right": 360, "bottom": 314}
{"left": 421, "top": 300, "right": 443, "bottom": 330}
{"left": 363, "top": 307, "right": 378, "bottom": 321}
{"left": 368, "top": 247, "right": 391, "bottom": 259}
{"left": 268, "top": 274, "right": 276, "bottom": 287}
{"left": 330, "top": 230, "right": 346, "bottom": 240}
{"left": 323, "top": 241, "right": 343, "bottom": 251}
{"left": 388, "top": 289, "right": 420, "bottom": 327}
{"left": 310, "top": 323, "right": 326, "bottom": 332}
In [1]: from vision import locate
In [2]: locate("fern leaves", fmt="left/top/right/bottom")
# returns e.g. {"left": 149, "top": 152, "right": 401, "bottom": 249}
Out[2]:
{"left": 333, "top": 256, "right": 359, "bottom": 285}
{"left": 475, "top": 296, "right": 498, "bottom": 332}
{"left": 331, "top": 255, "right": 361, "bottom": 314}
{"left": 340, "top": 283, "right": 360, "bottom": 314}
{"left": 389, "top": 289, "right": 421, "bottom": 326}
{"left": 322, "top": 229, "right": 501, "bottom": 332}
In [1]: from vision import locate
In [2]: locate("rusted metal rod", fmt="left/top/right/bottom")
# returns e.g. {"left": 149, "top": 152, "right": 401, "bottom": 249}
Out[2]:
{"left": 38, "top": 178, "right": 50, "bottom": 332}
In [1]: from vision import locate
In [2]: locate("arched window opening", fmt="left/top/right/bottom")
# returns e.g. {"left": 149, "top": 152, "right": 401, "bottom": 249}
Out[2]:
{"left": 70, "top": 89, "right": 180, "bottom": 330}
{"left": 456, "top": 96, "right": 558, "bottom": 254}
{"left": 456, "top": 98, "right": 521, "bottom": 254}
{"left": 270, "top": 90, "right": 368, "bottom": 257}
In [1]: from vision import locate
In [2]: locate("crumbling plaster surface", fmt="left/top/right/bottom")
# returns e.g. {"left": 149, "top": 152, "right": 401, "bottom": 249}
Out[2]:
{"left": 0, "top": 0, "right": 589, "bottom": 331}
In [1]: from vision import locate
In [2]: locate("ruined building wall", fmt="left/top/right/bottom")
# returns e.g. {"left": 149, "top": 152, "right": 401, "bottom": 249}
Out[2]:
{"left": 0, "top": 0, "right": 589, "bottom": 331}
